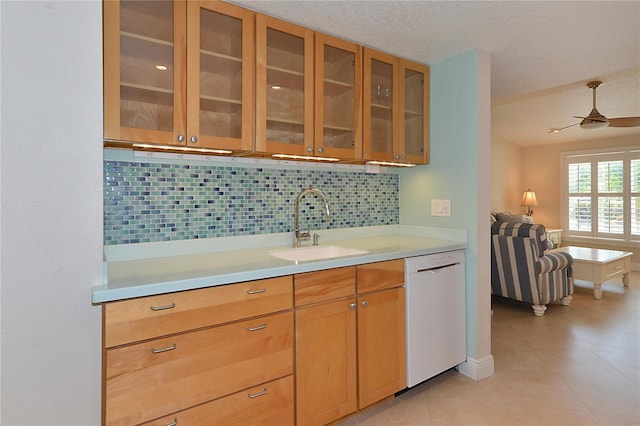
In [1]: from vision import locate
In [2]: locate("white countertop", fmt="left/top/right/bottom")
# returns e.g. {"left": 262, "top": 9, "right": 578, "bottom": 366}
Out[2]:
{"left": 93, "top": 225, "right": 467, "bottom": 303}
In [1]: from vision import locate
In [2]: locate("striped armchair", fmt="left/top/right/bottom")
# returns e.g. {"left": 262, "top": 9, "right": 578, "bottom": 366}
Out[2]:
{"left": 491, "top": 222, "right": 574, "bottom": 316}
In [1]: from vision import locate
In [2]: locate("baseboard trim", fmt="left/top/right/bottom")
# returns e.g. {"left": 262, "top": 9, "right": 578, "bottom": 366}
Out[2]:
{"left": 456, "top": 355, "right": 495, "bottom": 381}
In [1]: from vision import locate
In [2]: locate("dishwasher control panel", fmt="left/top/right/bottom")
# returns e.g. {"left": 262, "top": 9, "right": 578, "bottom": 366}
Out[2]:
{"left": 405, "top": 250, "right": 465, "bottom": 272}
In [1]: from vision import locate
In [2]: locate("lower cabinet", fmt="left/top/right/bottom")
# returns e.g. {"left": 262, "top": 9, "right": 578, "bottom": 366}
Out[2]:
{"left": 357, "top": 287, "right": 406, "bottom": 409}
{"left": 295, "top": 298, "right": 358, "bottom": 426}
{"left": 102, "top": 276, "right": 294, "bottom": 426}
{"left": 102, "top": 261, "right": 406, "bottom": 426}
{"left": 294, "top": 260, "right": 406, "bottom": 425}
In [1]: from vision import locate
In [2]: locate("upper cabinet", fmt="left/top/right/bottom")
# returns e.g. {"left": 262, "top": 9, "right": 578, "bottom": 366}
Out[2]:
{"left": 186, "top": 1, "right": 254, "bottom": 151}
{"left": 104, "top": 1, "right": 428, "bottom": 164}
{"left": 363, "top": 48, "right": 429, "bottom": 164}
{"left": 104, "top": 0, "right": 254, "bottom": 152}
{"left": 104, "top": 0, "right": 186, "bottom": 145}
{"left": 400, "top": 59, "right": 429, "bottom": 164}
{"left": 315, "top": 33, "right": 363, "bottom": 161}
{"left": 255, "top": 15, "right": 314, "bottom": 156}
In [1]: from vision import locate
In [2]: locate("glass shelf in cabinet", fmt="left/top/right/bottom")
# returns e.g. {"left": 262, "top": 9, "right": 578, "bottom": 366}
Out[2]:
{"left": 323, "top": 79, "right": 354, "bottom": 97}
{"left": 121, "top": 83, "right": 173, "bottom": 106}
{"left": 267, "top": 66, "right": 304, "bottom": 91}
{"left": 200, "top": 96, "right": 242, "bottom": 114}
{"left": 200, "top": 50, "right": 242, "bottom": 76}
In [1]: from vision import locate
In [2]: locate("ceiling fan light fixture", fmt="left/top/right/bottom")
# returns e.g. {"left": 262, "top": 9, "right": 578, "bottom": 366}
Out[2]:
{"left": 580, "top": 118, "right": 609, "bottom": 129}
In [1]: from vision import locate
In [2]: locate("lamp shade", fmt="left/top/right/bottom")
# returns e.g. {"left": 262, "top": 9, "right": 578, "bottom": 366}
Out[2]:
{"left": 521, "top": 189, "right": 538, "bottom": 207}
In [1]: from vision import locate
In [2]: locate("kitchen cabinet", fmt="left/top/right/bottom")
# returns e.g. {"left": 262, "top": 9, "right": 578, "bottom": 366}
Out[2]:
{"left": 255, "top": 14, "right": 314, "bottom": 157}
{"left": 363, "top": 48, "right": 429, "bottom": 164}
{"left": 103, "top": 0, "right": 254, "bottom": 152}
{"left": 315, "top": 33, "right": 363, "bottom": 160}
{"left": 102, "top": 275, "right": 293, "bottom": 425}
{"left": 294, "top": 267, "right": 357, "bottom": 426}
{"left": 294, "top": 261, "right": 405, "bottom": 424}
{"left": 356, "top": 259, "right": 406, "bottom": 409}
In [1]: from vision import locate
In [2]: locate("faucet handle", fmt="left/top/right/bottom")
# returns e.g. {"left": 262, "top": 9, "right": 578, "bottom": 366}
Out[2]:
{"left": 313, "top": 234, "right": 320, "bottom": 246}
{"left": 299, "top": 226, "right": 311, "bottom": 241}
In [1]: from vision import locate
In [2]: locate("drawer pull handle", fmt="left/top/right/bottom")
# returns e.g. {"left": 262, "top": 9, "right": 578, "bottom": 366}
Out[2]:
{"left": 150, "top": 303, "right": 176, "bottom": 311}
{"left": 166, "top": 418, "right": 178, "bottom": 426}
{"left": 247, "top": 324, "right": 267, "bottom": 332}
{"left": 248, "top": 388, "right": 268, "bottom": 398}
{"left": 246, "top": 288, "right": 266, "bottom": 294}
{"left": 151, "top": 344, "right": 177, "bottom": 354}
{"left": 614, "top": 265, "right": 622, "bottom": 269}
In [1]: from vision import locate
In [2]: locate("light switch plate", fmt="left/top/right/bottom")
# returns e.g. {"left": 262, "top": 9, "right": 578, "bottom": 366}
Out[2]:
{"left": 431, "top": 199, "right": 451, "bottom": 217}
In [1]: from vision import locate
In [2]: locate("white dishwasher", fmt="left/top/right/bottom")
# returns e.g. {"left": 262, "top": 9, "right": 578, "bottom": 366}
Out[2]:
{"left": 405, "top": 250, "right": 466, "bottom": 387}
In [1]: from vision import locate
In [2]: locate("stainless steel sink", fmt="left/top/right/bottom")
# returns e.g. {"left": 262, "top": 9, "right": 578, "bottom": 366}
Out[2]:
{"left": 269, "top": 245, "right": 368, "bottom": 262}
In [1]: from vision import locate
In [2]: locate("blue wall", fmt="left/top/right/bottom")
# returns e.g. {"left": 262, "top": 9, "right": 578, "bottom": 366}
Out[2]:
{"left": 399, "top": 49, "right": 492, "bottom": 363}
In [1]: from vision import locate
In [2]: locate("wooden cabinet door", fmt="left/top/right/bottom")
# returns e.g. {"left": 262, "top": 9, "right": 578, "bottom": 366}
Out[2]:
{"left": 399, "top": 59, "right": 429, "bottom": 164}
{"left": 315, "top": 33, "right": 362, "bottom": 161}
{"left": 363, "top": 48, "right": 399, "bottom": 163}
{"left": 295, "top": 298, "right": 357, "bottom": 426}
{"left": 357, "top": 287, "right": 406, "bottom": 409}
{"left": 104, "top": 0, "right": 187, "bottom": 146}
{"left": 186, "top": 1, "right": 254, "bottom": 152}
{"left": 255, "top": 14, "right": 314, "bottom": 156}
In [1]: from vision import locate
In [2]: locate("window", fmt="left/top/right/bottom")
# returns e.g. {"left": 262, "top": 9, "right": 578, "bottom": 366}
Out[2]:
{"left": 563, "top": 148, "right": 640, "bottom": 243}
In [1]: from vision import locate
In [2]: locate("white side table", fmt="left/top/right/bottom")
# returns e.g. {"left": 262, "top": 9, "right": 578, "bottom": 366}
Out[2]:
{"left": 545, "top": 228, "right": 562, "bottom": 248}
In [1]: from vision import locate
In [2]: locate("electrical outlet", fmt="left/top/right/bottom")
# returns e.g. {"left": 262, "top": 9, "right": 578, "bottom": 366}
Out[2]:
{"left": 431, "top": 199, "right": 451, "bottom": 217}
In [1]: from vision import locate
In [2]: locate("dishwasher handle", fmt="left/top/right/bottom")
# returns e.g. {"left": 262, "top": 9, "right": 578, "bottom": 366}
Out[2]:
{"left": 415, "top": 262, "right": 460, "bottom": 273}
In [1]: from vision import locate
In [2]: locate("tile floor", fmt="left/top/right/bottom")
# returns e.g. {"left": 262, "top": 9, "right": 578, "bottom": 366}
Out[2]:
{"left": 340, "top": 272, "right": 640, "bottom": 425}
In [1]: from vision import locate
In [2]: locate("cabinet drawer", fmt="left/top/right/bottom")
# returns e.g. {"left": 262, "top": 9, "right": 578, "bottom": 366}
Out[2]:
{"left": 105, "top": 311, "right": 293, "bottom": 425}
{"left": 142, "top": 375, "right": 294, "bottom": 426}
{"left": 357, "top": 259, "right": 404, "bottom": 293}
{"left": 603, "top": 257, "right": 629, "bottom": 280}
{"left": 295, "top": 266, "right": 356, "bottom": 306}
{"left": 104, "top": 275, "right": 292, "bottom": 347}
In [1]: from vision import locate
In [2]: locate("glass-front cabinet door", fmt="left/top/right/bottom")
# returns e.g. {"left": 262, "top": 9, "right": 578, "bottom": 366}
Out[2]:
{"left": 255, "top": 15, "right": 314, "bottom": 156}
{"left": 315, "top": 33, "right": 362, "bottom": 161}
{"left": 104, "top": 0, "right": 254, "bottom": 152}
{"left": 104, "top": 0, "right": 186, "bottom": 146}
{"left": 399, "top": 60, "right": 429, "bottom": 164}
{"left": 363, "top": 48, "right": 399, "bottom": 163}
{"left": 186, "top": 1, "right": 254, "bottom": 152}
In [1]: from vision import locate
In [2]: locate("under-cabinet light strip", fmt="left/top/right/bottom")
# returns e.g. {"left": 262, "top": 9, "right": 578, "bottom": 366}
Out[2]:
{"left": 366, "top": 161, "right": 416, "bottom": 167}
{"left": 271, "top": 154, "right": 340, "bottom": 162}
{"left": 132, "top": 144, "right": 233, "bottom": 155}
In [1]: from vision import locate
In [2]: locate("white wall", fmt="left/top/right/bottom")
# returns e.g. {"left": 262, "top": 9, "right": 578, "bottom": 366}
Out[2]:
{"left": 400, "top": 48, "right": 493, "bottom": 378}
{"left": 0, "top": 2, "right": 103, "bottom": 424}
{"left": 490, "top": 135, "right": 522, "bottom": 213}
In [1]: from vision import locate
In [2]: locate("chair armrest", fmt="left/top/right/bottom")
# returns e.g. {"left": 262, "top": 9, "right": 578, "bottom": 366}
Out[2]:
{"left": 539, "top": 252, "right": 573, "bottom": 274}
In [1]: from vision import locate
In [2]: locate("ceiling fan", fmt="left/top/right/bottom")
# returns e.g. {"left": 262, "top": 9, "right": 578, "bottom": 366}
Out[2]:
{"left": 548, "top": 80, "right": 640, "bottom": 133}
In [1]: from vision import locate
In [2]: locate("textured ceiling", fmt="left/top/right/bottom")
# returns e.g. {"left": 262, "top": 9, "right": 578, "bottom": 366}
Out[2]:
{"left": 230, "top": 0, "right": 640, "bottom": 146}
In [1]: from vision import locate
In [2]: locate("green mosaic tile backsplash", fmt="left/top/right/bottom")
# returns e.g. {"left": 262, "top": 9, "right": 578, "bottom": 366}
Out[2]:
{"left": 104, "top": 161, "right": 399, "bottom": 245}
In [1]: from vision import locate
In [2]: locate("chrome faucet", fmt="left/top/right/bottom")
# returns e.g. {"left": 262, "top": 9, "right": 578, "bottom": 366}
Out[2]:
{"left": 293, "top": 187, "right": 331, "bottom": 248}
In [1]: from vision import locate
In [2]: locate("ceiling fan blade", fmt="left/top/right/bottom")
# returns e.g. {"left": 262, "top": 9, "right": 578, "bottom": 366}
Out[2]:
{"left": 548, "top": 123, "right": 579, "bottom": 133}
{"left": 607, "top": 117, "right": 640, "bottom": 128}
{"left": 572, "top": 115, "right": 608, "bottom": 123}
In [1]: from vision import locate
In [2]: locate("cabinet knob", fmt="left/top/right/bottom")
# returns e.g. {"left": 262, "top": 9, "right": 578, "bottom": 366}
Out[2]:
{"left": 165, "top": 418, "right": 178, "bottom": 426}
{"left": 395, "top": 154, "right": 400, "bottom": 160}
{"left": 349, "top": 303, "right": 357, "bottom": 310}
{"left": 190, "top": 136, "right": 198, "bottom": 144}
{"left": 306, "top": 147, "right": 313, "bottom": 153}
{"left": 361, "top": 300, "right": 368, "bottom": 308}
{"left": 317, "top": 147, "right": 324, "bottom": 153}
{"left": 177, "top": 134, "right": 185, "bottom": 143}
